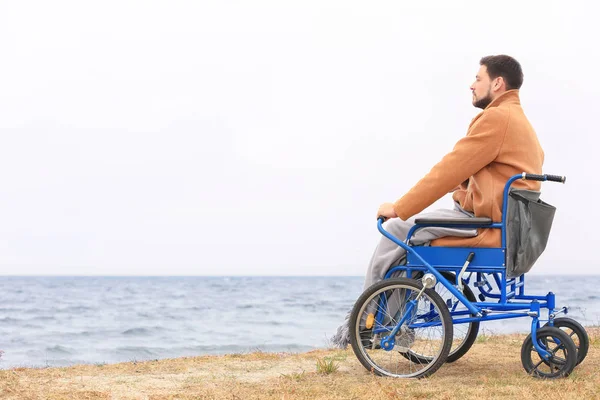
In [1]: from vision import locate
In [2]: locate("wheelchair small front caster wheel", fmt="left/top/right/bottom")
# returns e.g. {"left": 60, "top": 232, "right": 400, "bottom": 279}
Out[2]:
{"left": 521, "top": 326, "right": 577, "bottom": 378}
{"left": 545, "top": 317, "right": 589, "bottom": 366}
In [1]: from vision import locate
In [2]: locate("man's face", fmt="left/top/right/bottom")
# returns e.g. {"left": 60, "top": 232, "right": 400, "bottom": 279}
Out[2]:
{"left": 470, "top": 65, "right": 493, "bottom": 109}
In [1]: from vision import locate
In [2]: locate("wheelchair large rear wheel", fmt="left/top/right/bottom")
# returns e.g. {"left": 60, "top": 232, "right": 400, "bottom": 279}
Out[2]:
{"left": 349, "top": 277, "right": 452, "bottom": 378}
{"left": 435, "top": 272, "right": 479, "bottom": 363}
{"left": 399, "top": 272, "right": 479, "bottom": 364}
{"left": 521, "top": 326, "right": 577, "bottom": 378}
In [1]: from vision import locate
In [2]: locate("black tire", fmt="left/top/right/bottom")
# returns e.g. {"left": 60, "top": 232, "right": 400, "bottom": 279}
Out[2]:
{"left": 437, "top": 272, "right": 480, "bottom": 363}
{"left": 546, "top": 317, "right": 589, "bottom": 366}
{"left": 521, "top": 326, "right": 577, "bottom": 378}
{"left": 400, "top": 272, "right": 479, "bottom": 364}
{"left": 349, "top": 277, "right": 452, "bottom": 378}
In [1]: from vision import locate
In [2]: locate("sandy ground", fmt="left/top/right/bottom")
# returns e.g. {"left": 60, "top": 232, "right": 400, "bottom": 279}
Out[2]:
{"left": 1, "top": 327, "right": 599, "bottom": 400}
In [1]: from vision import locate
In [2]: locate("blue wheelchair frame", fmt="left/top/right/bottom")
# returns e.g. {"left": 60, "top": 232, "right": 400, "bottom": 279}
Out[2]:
{"left": 374, "top": 173, "right": 566, "bottom": 359}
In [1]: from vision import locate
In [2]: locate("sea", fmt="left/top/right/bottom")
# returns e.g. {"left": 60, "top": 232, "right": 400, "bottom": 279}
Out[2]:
{"left": 0, "top": 275, "right": 598, "bottom": 369}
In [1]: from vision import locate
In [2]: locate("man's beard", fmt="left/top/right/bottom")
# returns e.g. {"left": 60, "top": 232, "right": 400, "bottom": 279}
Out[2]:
{"left": 473, "top": 89, "right": 492, "bottom": 109}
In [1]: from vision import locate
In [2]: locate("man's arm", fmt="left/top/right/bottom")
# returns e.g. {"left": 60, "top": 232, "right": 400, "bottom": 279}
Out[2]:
{"left": 392, "top": 108, "right": 509, "bottom": 220}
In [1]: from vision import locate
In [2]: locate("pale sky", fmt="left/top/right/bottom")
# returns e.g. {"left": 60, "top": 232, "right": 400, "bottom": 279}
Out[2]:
{"left": 0, "top": 1, "right": 597, "bottom": 276}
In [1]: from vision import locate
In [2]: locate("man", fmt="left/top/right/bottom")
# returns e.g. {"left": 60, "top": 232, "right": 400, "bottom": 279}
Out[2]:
{"left": 331, "top": 54, "right": 544, "bottom": 348}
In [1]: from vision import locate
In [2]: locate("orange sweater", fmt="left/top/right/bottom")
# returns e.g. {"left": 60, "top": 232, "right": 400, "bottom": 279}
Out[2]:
{"left": 392, "top": 90, "right": 544, "bottom": 248}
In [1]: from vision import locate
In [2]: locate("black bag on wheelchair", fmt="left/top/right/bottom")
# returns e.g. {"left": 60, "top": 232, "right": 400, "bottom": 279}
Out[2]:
{"left": 505, "top": 189, "right": 556, "bottom": 278}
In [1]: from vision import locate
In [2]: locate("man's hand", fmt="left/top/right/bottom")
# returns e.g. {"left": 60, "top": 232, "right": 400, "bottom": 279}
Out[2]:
{"left": 376, "top": 202, "right": 398, "bottom": 221}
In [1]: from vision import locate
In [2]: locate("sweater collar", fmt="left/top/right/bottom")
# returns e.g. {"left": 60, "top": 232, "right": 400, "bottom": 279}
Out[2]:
{"left": 485, "top": 89, "right": 521, "bottom": 109}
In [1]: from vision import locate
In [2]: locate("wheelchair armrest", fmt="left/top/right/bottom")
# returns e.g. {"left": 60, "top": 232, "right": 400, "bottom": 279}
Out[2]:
{"left": 413, "top": 217, "right": 493, "bottom": 226}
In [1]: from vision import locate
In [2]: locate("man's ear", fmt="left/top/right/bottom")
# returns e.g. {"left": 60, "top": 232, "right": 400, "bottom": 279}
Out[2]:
{"left": 493, "top": 76, "right": 505, "bottom": 91}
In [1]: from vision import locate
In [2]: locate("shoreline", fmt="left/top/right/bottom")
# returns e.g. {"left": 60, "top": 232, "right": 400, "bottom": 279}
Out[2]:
{"left": 1, "top": 328, "right": 598, "bottom": 400}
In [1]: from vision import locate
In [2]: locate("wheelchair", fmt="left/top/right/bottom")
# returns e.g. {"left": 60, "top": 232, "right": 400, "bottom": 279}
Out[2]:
{"left": 349, "top": 173, "right": 589, "bottom": 379}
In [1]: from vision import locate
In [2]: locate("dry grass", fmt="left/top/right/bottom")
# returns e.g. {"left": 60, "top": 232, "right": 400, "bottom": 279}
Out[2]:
{"left": 315, "top": 357, "right": 339, "bottom": 375}
{"left": 1, "top": 327, "right": 599, "bottom": 400}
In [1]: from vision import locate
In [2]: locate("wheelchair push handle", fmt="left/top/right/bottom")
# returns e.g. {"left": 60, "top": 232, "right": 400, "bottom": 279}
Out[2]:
{"left": 522, "top": 173, "right": 566, "bottom": 183}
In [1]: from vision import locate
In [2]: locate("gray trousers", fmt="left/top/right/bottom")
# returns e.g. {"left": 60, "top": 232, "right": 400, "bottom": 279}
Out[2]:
{"left": 330, "top": 205, "right": 478, "bottom": 349}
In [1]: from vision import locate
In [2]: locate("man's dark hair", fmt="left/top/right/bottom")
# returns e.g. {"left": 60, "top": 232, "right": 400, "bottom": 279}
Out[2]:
{"left": 480, "top": 55, "right": 524, "bottom": 90}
